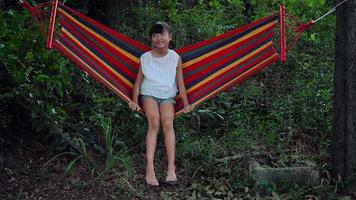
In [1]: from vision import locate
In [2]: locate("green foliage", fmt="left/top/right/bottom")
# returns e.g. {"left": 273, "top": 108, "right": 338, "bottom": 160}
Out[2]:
{"left": 251, "top": 0, "right": 328, "bottom": 19}
{"left": 114, "top": 0, "right": 247, "bottom": 48}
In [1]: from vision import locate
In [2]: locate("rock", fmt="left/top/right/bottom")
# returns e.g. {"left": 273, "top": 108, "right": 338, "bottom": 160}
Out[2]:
{"left": 251, "top": 163, "right": 319, "bottom": 196}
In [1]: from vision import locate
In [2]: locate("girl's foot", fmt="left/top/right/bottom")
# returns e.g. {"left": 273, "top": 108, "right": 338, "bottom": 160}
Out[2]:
{"left": 165, "top": 166, "right": 177, "bottom": 182}
{"left": 145, "top": 170, "right": 159, "bottom": 186}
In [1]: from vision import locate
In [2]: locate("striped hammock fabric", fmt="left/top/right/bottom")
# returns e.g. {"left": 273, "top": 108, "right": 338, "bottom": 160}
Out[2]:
{"left": 24, "top": 1, "right": 282, "bottom": 116}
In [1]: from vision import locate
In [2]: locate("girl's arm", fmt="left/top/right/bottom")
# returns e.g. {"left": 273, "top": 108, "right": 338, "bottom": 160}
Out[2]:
{"left": 176, "top": 57, "right": 193, "bottom": 113}
{"left": 129, "top": 64, "right": 144, "bottom": 111}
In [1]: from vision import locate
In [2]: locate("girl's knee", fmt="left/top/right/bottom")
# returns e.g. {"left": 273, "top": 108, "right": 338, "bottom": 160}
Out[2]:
{"left": 161, "top": 118, "right": 174, "bottom": 131}
{"left": 148, "top": 116, "right": 160, "bottom": 131}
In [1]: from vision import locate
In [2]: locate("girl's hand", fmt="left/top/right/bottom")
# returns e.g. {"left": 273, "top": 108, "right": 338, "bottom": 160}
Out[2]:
{"left": 183, "top": 104, "right": 194, "bottom": 113}
{"left": 129, "top": 101, "right": 141, "bottom": 112}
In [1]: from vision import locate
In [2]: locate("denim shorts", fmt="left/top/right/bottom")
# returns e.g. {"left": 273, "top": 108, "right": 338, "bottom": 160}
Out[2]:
{"left": 140, "top": 95, "right": 176, "bottom": 105}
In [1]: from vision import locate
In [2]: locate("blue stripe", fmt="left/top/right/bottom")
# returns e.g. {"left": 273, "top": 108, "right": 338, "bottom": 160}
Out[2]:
{"left": 181, "top": 15, "right": 279, "bottom": 62}
{"left": 59, "top": 5, "right": 145, "bottom": 58}
{"left": 186, "top": 36, "right": 274, "bottom": 89}
{"left": 58, "top": 35, "right": 132, "bottom": 94}
{"left": 61, "top": 18, "right": 135, "bottom": 83}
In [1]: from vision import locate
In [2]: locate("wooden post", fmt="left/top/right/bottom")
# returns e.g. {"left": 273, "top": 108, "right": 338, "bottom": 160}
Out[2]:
{"left": 46, "top": 0, "right": 59, "bottom": 49}
{"left": 280, "top": 5, "right": 286, "bottom": 62}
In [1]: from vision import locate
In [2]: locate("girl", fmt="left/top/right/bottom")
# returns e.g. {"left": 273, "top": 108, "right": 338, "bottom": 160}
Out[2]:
{"left": 129, "top": 22, "right": 193, "bottom": 186}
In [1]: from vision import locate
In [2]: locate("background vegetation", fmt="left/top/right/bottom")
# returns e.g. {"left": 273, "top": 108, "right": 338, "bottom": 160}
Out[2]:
{"left": 1, "top": 0, "right": 347, "bottom": 199}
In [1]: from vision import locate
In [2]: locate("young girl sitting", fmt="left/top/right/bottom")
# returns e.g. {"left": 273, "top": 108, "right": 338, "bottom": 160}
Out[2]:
{"left": 129, "top": 22, "right": 193, "bottom": 186}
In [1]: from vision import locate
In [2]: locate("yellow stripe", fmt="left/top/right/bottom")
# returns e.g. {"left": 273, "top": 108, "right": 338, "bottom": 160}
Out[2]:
{"left": 193, "top": 53, "right": 278, "bottom": 107}
{"left": 58, "top": 8, "right": 139, "bottom": 64}
{"left": 183, "top": 21, "right": 277, "bottom": 68}
{"left": 175, "top": 53, "right": 278, "bottom": 117}
{"left": 56, "top": 39, "right": 131, "bottom": 102}
{"left": 186, "top": 41, "right": 273, "bottom": 93}
{"left": 61, "top": 28, "right": 133, "bottom": 87}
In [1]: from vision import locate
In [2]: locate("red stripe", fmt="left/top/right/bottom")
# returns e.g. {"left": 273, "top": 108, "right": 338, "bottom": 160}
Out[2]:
{"left": 174, "top": 100, "right": 184, "bottom": 112}
{"left": 58, "top": 34, "right": 132, "bottom": 97}
{"left": 178, "top": 54, "right": 279, "bottom": 111}
{"left": 59, "top": 32, "right": 132, "bottom": 94}
{"left": 176, "top": 14, "right": 278, "bottom": 54}
{"left": 60, "top": 13, "right": 140, "bottom": 69}
{"left": 61, "top": 5, "right": 150, "bottom": 52}
{"left": 175, "top": 51, "right": 276, "bottom": 111}
{"left": 60, "top": 13, "right": 139, "bottom": 70}
{"left": 189, "top": 47, "right": 275, "bottom": 103}
{"left": 60, "top": 33, "right": 132, "bottom": 95}
{"left": 190, "top": 50, "right": 274, "bottom": 101}
{"left": 175, "top": 46, "right": 276, "bottom": 111}
{"left": 183, "top": 30, "right": 275, "bottom": 85}
{"left": 53, "top": 41, "right": 132, "bottom": 101}
{"left": 60, "top": 37, "right": 132, "bottom": 98}
{"left": 60, "top": 18, "right": 138, "bottom": 80}
{"left": 183, "top": 24, "right": 275, "bottom": 74}
{"left": 219, "top": 54, "right": 279, "bottom": 93}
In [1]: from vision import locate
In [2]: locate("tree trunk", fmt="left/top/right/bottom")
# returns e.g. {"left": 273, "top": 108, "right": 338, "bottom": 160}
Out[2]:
{"left": 86, "top": 0, "right": 107, "bottom": 24}
{"left": 64, "top": 0, "right": 88, "bottom": 10}
{"left": 331, "top": 0, "right": 356, "bottom": 181}
{"left": 0, "top": 0, "right": 4, "bottom": 10}
{"left": 0, "top": 0, "right": 21, "bottom": 10}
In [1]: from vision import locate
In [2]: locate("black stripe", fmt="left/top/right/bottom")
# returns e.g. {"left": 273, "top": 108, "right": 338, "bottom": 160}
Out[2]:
{"left": 189, "top": 47, "right": 275, "bottom": 99}
{"left": 181, "top": 15, "right": 279, "bottom": 62}
{"left": 59, "top": 5, "right": 144, "bottom": 58}
{"left": 61, "top": 17, "right": 135, "bottom": 83}
{"left": 58, "top": 35, "right": 133, "bottom": 94}
{"left": 61, "top": 15, "right": 138, "bottom": 77}
{"left": 186, "top": 29, "right": 275, "bottom": 78}
{"left": 186, "top": 36, "right": 274, "bottom": 88}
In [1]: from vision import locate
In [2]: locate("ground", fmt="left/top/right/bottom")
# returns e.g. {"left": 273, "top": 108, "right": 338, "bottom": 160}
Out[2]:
{"left": 0, "top": 133, "right": 198, "bottom": 200}
{"left": 1, "top": 129, "right": 356, "bottom": 199}
{"left": 0, "top": 144, "right": 178, "bottom": 200}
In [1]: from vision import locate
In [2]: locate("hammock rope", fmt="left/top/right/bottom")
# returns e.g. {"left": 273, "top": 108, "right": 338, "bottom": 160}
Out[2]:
{"left": 313, "top": 0, "right": 348, "bottom": 23}
{"left": 286, "top": 0, "right": 348, "bottom": 50}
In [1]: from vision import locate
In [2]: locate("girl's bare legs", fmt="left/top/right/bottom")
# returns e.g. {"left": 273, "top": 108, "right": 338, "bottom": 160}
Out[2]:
{"left": 143, "top": 98, "right": 160, "bottom": 186}
{"left": 159, "top": 102, "right": 177, "bottom": 182}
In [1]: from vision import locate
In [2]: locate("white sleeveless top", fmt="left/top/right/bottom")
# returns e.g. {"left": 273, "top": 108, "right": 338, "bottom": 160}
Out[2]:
{"left": 140, "top": 49, "right": 180, "bottom": 99}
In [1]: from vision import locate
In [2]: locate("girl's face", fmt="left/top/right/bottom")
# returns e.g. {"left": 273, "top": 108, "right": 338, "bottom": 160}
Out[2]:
{"left": 151, "top": 30, "right": 171, "bottom": 49}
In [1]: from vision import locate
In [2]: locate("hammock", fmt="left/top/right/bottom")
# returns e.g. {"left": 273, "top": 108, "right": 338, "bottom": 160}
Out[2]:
{"left": 22, "top": 0, "right": 313, "bottom": 116}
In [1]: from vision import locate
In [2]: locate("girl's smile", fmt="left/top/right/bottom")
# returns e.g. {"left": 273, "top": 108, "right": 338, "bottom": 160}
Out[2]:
{"left": 152, "top": 31, "right": 171, "bottom": 49}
